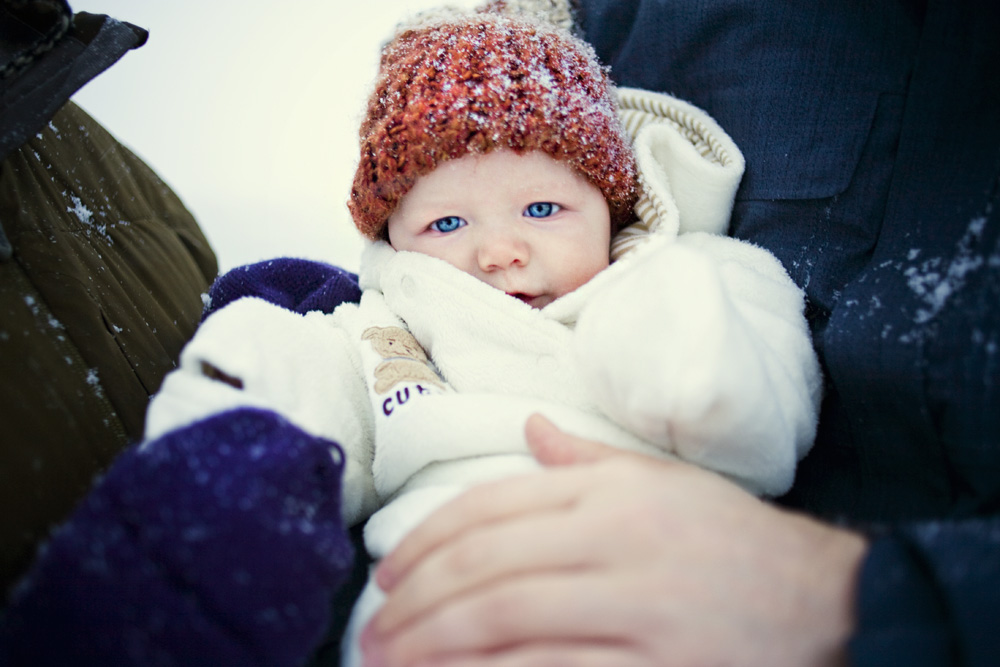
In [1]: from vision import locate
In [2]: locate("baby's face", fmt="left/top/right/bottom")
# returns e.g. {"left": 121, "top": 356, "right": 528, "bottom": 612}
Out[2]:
{"left": 387, "top": 150, "right": 611, "bottom": 309}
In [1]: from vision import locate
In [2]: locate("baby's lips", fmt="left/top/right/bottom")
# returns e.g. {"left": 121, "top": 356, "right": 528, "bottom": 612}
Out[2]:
{"left": 507, "top": 291, "right": 550, "bottom": 309}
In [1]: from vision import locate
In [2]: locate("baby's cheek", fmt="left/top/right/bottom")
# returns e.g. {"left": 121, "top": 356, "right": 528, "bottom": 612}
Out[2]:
{"left": 557, "top": 257, "right": 608, "bottom": 297}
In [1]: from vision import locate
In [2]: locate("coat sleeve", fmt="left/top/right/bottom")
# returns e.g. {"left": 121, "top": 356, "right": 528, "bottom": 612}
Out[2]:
{"left": 850, "top": 517, "right": 1000, "bottom": 665}
{"left": 574, "top": 232, "right": 822, "bottom": 496}
{"left": 145, "top": 296, "right": 379, "bottom": 526}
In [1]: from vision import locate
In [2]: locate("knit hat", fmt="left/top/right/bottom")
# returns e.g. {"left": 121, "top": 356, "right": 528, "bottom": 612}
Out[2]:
{"left": 348, "top": 10, "right": 638, "bottom": 240}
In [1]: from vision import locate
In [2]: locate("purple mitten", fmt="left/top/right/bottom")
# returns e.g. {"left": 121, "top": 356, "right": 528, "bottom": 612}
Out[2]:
{"left": 0, "top": 408, "right": 354, "bottom": 666}
{"left": 204, "top": 258, "right": 362, "bottom": 320}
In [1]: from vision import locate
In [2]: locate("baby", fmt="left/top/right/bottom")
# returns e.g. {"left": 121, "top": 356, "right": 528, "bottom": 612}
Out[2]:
{"left": 145, "top": 7, "right": 822, "bottom": 665}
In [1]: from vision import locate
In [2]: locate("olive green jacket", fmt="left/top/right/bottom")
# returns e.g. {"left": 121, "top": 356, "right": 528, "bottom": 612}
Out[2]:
{"left": 1, "top": 3, "right": 217, "bottom": 595}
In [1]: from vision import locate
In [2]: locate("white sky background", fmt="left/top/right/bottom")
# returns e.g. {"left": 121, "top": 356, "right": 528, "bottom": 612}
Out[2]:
{"left": 71, "top": 0, "right": 481, "bottom": 273}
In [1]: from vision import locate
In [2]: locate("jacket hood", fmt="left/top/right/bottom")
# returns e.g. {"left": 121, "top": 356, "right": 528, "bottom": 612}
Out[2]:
{"left": 610, "top": 86, "right": 745, "bottom": 260}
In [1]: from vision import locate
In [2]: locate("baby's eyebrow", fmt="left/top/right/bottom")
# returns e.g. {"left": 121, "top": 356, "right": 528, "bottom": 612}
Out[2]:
{"left": 411, "top": 197, "right": 464, "bottom": 212}
{"left": 517, "top": 180, "right": 574, "bottom": 197}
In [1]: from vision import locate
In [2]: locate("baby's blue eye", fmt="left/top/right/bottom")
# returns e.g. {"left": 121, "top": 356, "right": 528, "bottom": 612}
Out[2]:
{"left": 430, "top": 216, "right": 466, "bottom": 233}
{"left": 525, "top": 202, "right": 561, "bottom": 218}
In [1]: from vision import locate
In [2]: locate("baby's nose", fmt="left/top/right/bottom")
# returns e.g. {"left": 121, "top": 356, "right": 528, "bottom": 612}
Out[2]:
{"left": 477, "top": 227, "right": 529, "bottom": 271}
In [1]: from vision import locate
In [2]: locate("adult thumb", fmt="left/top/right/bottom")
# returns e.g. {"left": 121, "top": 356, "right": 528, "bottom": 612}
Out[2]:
{"left": 524, "top": 414, "right": 621, "bottom": 466}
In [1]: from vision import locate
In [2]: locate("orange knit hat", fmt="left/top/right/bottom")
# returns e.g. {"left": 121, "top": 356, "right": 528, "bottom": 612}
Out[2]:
{"left": 348, "top": 11, "right": 637, "bottom": 240}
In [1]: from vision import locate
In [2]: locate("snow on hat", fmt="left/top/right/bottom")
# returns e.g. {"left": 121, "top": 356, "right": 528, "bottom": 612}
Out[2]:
{"left": 348, "top": 9, "right": 638, "bottom": 240}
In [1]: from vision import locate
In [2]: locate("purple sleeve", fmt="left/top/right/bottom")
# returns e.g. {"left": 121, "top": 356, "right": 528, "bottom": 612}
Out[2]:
{"left": 0, "top": 409, "right": 356, "bottom": 667}
{"left": 204, "top": 257, "right": 362, "bottom": 320}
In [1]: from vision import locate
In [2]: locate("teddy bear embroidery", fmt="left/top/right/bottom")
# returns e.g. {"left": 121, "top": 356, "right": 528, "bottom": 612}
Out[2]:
{"left": 362, "top": 326, "right": 445, "bottom": 394}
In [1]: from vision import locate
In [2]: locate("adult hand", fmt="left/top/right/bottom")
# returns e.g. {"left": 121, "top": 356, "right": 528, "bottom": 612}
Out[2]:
{"left": 361, "top": 415, "right": 867, "bottom": 667}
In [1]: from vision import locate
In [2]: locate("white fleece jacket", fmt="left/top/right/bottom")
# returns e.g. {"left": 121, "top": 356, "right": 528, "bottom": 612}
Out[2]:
{"left": 146, "top": 90, "right": 821, "bottom": 651}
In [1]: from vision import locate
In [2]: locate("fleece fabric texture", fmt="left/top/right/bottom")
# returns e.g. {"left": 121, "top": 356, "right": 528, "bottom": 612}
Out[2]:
{"left": 142, "top": 87, "right": 821, "bottom": 666}
{"left": 0, "top": 409, "right": 355, "bottom": 666}
{"left": 202, "top": 257, "right": 362, "bottom": 320}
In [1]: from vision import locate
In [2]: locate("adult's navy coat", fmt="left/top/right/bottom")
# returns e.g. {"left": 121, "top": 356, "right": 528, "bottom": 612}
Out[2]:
{"left": 575, "top": 0, "right": 999, "bottom": 664}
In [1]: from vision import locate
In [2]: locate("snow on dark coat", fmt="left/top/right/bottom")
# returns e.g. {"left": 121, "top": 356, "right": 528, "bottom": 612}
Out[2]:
{"left": 575, "top": 0, "right": 1000, "bottom": 663}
